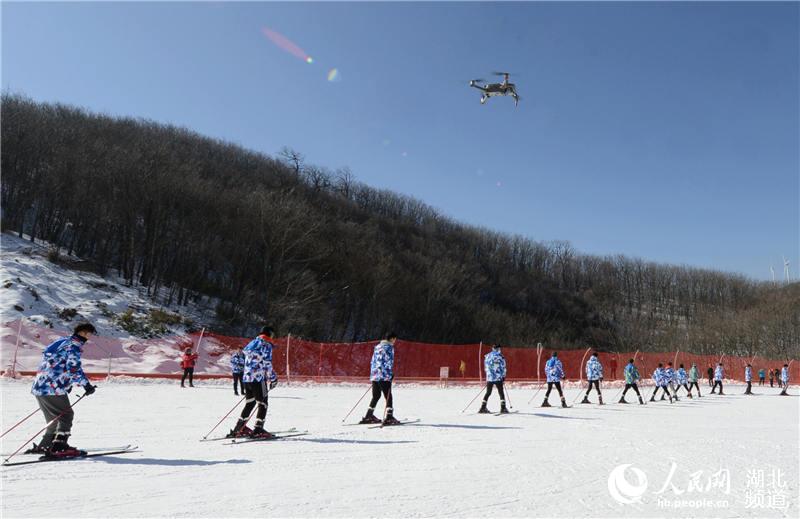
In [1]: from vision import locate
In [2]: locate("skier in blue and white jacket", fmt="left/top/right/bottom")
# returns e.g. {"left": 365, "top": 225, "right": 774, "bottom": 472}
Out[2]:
{"left": 360, "top": 332, "right": 400, "bottom": 425}
{"left": 230, "top": 348, "right": 245, "bottom": 396}
{"left": 675, "top": 364, "right": 692, "bottom": 398}
{"left": 479, "top": 344, "right": 508, "bottom": 414}
{"left": 744, "top": 364, "right": 753, "bottom": 395}
{"left": 665, "top": 362, "right": 680, "bottom": 401}
{"left": 28, "top": 322, "right": 98, "bottom": 457}
{"left": 619, "top": 359, "right": 644, "bottom": 404}
{"left": 779, "top": 364, "right": 789, "bottom": 396}
{"left": 541, "top": 352, "right": 568, "bottom": 408}
{"left": 649, "top": 363, "right": 673, "bottom": 403}
{"left": 711, "top": 363, "right": 725, "bottom": 395}
{"left": 581, "top": 352, "right": 604, "bottom": 405}
{"left": 229, "top": 326, "right": 279, "bottom": 439}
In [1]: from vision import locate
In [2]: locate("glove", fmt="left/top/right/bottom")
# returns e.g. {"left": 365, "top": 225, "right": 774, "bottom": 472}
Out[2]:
{"left": 269, "top": 379, "right": 278, "bottom": 390}
{"left": 83, "top": 383, "right": 97, "bottom": 396}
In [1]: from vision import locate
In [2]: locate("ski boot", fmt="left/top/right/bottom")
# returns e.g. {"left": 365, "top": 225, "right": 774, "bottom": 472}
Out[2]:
{"left": 668, "top": 395, "right": 673, "bottom": 404}
{"left": 649, "top": 395, "right": 656, "bottom": 402}
{"left": 687, "top": 392, "right": 693, "bottom": 399}
{"left": 638, "top": 396, "right": 645, "bottom": 405}
{"left": 226, "top": 418, "right": 252, "bottom": 438}
{"left": 478, "top": 402, "right": 491, "bottom": 414}
{"left": 359, "top": 410, "right": 382, "bottom": 424}
{"left": 580, "top": 395, "right": 590, "bottom": 404}
{"left": 660, "top": 394, "right": 666, "bottom": 401}
{"left": 46, "top": 433, "right": 86, "bottom": 459}
{"left": 23, "top": 442, "right": 49, "bottom": 455}
{"left": 249, "top": 426, "right": 275, "bottom": 439}
{"left": 499, "top": 402, "right": 509, "bottom": 414}
{"left": 540, "top": 398, "right": 551, "bottom": 408}
{"left": 382, "top": 414, "right": 401, "bottom": 426}
{"left": 618, "top": 396, "right": 628, "bottom": 404}
{"left": 560, "top": 397, "right": 568, "bottom": 408}
{"left": 673, "top": 395, "right": 679, "bottom": 401}
{"left": 598, "top": 395, "right": 604, "bottom": 406}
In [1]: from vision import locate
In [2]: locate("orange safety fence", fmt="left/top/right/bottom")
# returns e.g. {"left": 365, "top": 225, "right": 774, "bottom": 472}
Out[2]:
{"left": 1, "top": 318, "right": 797, "bottom": 383}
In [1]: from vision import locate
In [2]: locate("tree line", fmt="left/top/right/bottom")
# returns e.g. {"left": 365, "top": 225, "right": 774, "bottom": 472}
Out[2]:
{"left": 2, "top": 94, "right": 797, "bottom": 359}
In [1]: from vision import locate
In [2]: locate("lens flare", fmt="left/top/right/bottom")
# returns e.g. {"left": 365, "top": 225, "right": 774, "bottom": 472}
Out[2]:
{"left": 327, "top": 68, "right": 341, "bottom": 82}
{"left": 261, "top": 27, "right": 313, "bottom": 64}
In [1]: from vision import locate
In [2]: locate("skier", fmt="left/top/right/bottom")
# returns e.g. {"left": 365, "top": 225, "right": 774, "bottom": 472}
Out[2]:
{"left": 707, "top": 366, "right": 714, "bottom": 386}
{"left": 180, "top": 347, "right": 198, "bottom": 388}
{"left": 758, "top": 368, "right": 766, "bottom": 386}
{"left": 230, "top": 347, "right": 245, "bottom": 395}
{"left": 769, "top": 368, "right": 774, "bottom": 388}
{"left": 27, "top": 322, "right": 98, "bottom": 457}
{"left": 744, "top": 364, "right": 753, "bottom": 395}
{"left": 228, "top": 326, "right": 279, "bottom": 438}
{"left": 478, "top": 344, "right": 508, "bottom": 414}
{"left": 541, "top": 352, "right": 568, "bottom": 408}
{"left": 676, "top": 364, "right": 692, "bottom": 399}
{"left": 580, "top": 352, "right": 603, "bottom": 405}
{"left": 779, "top": 364, "right": 789, "bottom": 396}
{"left": 710, "top": 363, "right": 724, "bottom": 395}
{"left": 687, "top": 363, "right": 702, "bottom": 398}
{"left": 665, "top": 362, "right": 679, "bottom": 401}
{"left": 619, "top": 358, "right": 644, "bottom": 404}
{"left": 649, "top": 363, "right": 673, "bottom": 403}
{"left": 359, "top": 332, "right": 400, "bottom": 425}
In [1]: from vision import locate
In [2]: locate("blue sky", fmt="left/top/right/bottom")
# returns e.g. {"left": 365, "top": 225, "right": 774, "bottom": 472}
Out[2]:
{"left": 2, "top": 1, "right": 798, "bottom": 280}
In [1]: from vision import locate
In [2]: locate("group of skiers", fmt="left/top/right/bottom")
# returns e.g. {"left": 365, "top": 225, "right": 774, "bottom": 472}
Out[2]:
{"left": 20, "top": 322, "right": 796, "bottom": 458}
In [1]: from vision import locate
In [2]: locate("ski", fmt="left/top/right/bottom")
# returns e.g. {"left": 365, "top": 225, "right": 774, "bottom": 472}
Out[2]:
{"left": 493, "top": 410, "right": 519, "bottom": 416}
{"left": 2, "top": 444, "right": 133, "bottom": 457}
{"left": 223, "top": 432, "right": 308, "bottom": 445}
{"left": 368, "top": 418, "right": 421, "bottom": 429}
{"left": 200, "top": 428, "right": 299, "bottom": 442}
{"left": 2, "top": 447, "right": 139, "bottom": 467}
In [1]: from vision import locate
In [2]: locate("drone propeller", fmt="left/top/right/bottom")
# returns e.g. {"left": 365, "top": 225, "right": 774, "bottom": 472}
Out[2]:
{"left": 492, "top": 71, "right": 515, "bottom": 76}
{"left": 470, "top": 78, "right": 486, "bottom": 83}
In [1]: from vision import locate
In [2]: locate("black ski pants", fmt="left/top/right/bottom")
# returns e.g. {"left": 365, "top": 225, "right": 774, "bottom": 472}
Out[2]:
{"left": 544, "top": 381, "right": 564, "bottom": 398}
{"left": 367, "top": 381, "right": 393, "bottom": 412}
{"left": 483, "top": 381, "right": 506, "bottom": 403}
{"left": 621, "top": 383, "right": 641, "bottom": 397}
{"left": 688, "top": 381, "right": 701, "bottom": 396}
{"left": 585, "top": 380, "right": 602, "bottom": 395}
{"left": 651, "top": 385, "right": 671, "bottom": 399}
{"left": 232, "top": 372, "right": 244, "bottom": 394}
{"left": 711, "top": 380, "right": 723, "bottom": 393}
{"left": 181, "top": 367, "right": 194, "bottom": 386}
{"left": 239, "top": 381, "right": 269, "bottom": 427}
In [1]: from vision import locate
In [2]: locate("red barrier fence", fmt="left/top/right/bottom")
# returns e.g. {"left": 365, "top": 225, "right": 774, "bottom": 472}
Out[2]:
{"left": 1, "top": 319, "right": 797, "bottom": 383}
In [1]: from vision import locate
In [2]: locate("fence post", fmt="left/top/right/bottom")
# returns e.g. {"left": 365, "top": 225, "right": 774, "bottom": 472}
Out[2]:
{"left": 286, "top": 333, "right": 291, "bottom": 386}
{"left": 10, "top": 320, "right": 23, "bottom": 378}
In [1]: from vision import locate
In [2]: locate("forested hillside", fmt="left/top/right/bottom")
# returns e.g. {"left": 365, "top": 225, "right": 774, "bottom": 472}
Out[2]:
{"left": 2, "top": 95, "right": 797, "bottom": 358}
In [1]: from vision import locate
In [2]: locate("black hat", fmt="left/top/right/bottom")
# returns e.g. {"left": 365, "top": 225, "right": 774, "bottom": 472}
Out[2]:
{"left": 492, "top": 343, "right": 501, "bottom": 350}
{"left": 552, "top": 352, "right": 558, "bottom": 357}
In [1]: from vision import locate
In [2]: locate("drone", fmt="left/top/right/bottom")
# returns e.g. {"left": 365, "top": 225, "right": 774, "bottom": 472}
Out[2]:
{"left": 469, "top": 72, "right": 520, "bottom": 106}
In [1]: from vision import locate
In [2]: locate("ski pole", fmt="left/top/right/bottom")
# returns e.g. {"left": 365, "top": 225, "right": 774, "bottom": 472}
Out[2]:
{"left": 1, "top": 407, "right": 39, "bottom": 439}
{"left": 201, "top": 396, "right": 245, "bottom": 440}
{"left": 527, "top": 381, "right": 545, "bottom": 405}
{"left": 341, "top": 385, "right": 371, "bottom": 423}
{"left": 461, "top": 385, "right": 485, "bottom": 413}
{"left": 4, "top": 394, "right": 87, "bottom": 464}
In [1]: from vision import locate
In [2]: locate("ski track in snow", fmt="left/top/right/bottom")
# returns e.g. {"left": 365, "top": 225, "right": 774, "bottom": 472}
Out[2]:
{"left": 1, "top": 379, "right": 798, "bottom": 518}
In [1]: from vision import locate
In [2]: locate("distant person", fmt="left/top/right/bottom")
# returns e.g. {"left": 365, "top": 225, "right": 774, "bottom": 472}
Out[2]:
{"left": 26, "top": 322, "right": 98, "bottom": 457}
{"left": 769, "top": 369, "right": 775, "bottom": 387}
{"left": 230, "top": 347, "right": 245, "bottom": 395}
{"left": 478, "top": 344, "right": 508, "bottom": 414}
{"left": 650, "top": 363, "right": 673, "bottom": 403}
{"left": 228, "top": 326, "right": 279, "bottom": 438}
{"left": 744, "top": 364, "right": 753, "bottom": 395}
{"left": 581, "top": 352, "right": 604, "bottom": 405}
{"left": 710, "top": 363, "right": 724, "bottom": 395}
{"left": 687, "top": 363, "right": 702, "bottom": 398}
{"left": 619, "top": 358, "right": 644, "bottom": 405}
{"left": 541, "top": 352, "right": 568, "bottom": 408}
{"left": 459, "top": 360, "right": 467, "bottom": 378}
{"left": 676, "top": 364, "right": 692, "bottom": 399}
{"left": 758, "top": 368, "right": 766, "bottom": 386}
{"left": 180, "top": 347, "right": 198, "bottom": 388}
{"left": 665, "top": 362, "right": 679, "bottom": 401}
{"left": 707, "top": 366, "right": 714, "bottom": 387}
{"left": 609, "top": 356, "right": 618, "bottom": 380}
{"left": 359, "top": 332, "right": 400, "bottom": 425}
{"left": 779, "top": 364, "right": 790, "bottom": 396}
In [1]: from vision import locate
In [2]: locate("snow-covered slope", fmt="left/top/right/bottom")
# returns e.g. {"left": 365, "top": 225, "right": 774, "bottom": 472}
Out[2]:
{"left": 1, "top": 379, "right": 797, "bottom": 517}
{"left": 0, "top": 232, "right": 237, "bottom": 375}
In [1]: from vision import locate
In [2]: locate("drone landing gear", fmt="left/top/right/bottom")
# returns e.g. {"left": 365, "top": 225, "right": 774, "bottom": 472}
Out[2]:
{"left": 480, "top": 95, "right": 487, "bottom": 104}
